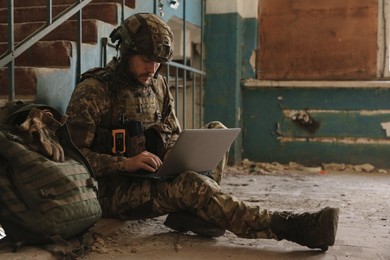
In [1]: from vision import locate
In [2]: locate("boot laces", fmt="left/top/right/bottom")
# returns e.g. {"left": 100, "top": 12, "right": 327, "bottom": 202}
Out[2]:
{"left": 280, "top": 210, "right": 321, "bottom": 232}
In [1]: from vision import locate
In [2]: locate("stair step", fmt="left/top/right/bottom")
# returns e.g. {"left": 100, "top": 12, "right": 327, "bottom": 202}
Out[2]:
{"left": 0, "top": 0, "right": 134, "bottom": 8}
{"left": 0, "top": 0, "right": 135, "bottom": 103}
{"left": 0, "top": 67, "right": 38, "bottom": 96}
{"left": 93, "top": 0, "right": 135, "bottom": 8}
{"left": 0, "top": 0, "right": 75, "bottom": 8}
{"left": 0, "top": 3, "right": 119, "bottom": 24}
{"left": 0, "top": 41, "right": 73, "bottom": 67}
{"left": 0, "top": 19, "right": 99, "bottom": 44}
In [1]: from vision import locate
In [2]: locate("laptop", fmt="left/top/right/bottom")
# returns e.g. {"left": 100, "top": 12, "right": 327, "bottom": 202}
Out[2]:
{"left": 127, "top": 128, "right": 241, "bottom": 179}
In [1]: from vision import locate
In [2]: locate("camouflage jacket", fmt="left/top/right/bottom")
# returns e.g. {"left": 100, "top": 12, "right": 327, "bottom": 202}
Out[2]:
{"left": 66, "top": 58, "right": 181, "bottom": 177}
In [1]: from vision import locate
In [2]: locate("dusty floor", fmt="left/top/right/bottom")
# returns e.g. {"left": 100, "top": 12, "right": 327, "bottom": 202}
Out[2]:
{"left": 0, "top": 161, "right": 389, "bottom": 259}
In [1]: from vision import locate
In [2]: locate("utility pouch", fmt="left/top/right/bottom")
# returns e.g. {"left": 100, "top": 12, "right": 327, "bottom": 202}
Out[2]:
{"left": 111, "top": 120, "right": 146, "bottom": 157}
{"left": 111, "top": 129, "right": 126, "bottom": 154}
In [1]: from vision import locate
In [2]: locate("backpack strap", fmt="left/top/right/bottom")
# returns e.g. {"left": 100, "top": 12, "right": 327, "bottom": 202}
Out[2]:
{"left": 41, "top": 228, "right": 99, "bottom": 260}
{"left": 57, "top": 124, "right": 97, "bottom": 181}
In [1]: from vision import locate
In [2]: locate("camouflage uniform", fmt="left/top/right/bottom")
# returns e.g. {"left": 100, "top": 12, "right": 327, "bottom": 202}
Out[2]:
{"left": 66, "top": 56, "right": 276, "bottom": 240}
{"left": 66, "top": 14, "right": 339, "bottom": 250}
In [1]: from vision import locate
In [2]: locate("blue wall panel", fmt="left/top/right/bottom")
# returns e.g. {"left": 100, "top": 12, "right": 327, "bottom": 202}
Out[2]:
{"left": 204, "top": 13, "right": 243, "bottom": 163}
{"left": 204, "top": 13, "right": 241, "bottom": 125}
{"left": 243, "top": 87, "right": 390, "bottom": 167}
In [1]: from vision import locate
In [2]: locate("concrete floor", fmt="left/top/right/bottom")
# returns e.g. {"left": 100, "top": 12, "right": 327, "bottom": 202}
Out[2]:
{"left": 0, "top": 165, "right": 389, "bottom": 259}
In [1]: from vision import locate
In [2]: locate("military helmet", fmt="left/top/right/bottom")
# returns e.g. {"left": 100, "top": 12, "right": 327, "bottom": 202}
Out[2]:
{"left": 109, "top": 13, "right": 174, "bottom": 63}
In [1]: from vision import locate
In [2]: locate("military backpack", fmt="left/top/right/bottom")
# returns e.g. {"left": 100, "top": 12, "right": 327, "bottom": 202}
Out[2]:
{"left": 0, "top": 102, "right": 102, "bottom": 258}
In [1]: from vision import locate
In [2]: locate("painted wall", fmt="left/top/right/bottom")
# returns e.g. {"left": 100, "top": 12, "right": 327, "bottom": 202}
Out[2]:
{"left": 204, "top": 0, "right": 259, "bottom": 163}
{"left": 242, "top": 84, "right": 390, "bottom": 167}
{"left": 258, "top": 0, "right": 378, "bottom": 80}
{"left": 205, "top": 0, "right": 390, "bottom": 167}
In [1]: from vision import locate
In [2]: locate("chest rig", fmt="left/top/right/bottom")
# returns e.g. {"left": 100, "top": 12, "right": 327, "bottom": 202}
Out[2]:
{"left": 84, "top": 67, "right": 163, "bottom": 158}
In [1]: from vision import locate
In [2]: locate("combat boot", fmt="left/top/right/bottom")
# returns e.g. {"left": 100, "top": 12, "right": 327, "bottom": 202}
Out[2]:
{"left": 270, "top": 207, "right": 339, "bottom": 251}
{"left": 164, "top": 211, "right": 225, "bottom": 238}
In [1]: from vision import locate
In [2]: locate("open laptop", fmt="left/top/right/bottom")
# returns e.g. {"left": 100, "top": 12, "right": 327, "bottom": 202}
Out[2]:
{"left": 126, "top": 128, "right": 241, "bottom": 179}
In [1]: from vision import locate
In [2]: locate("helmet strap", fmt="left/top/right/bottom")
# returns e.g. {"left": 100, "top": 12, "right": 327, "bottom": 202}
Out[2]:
{"left": 154, "top": 64, "right": 163, "bottom": 78}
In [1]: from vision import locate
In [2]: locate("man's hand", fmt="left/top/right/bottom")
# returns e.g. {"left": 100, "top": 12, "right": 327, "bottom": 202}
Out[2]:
{"left": 123, "top": 151, "right": 163, "bottom": 173}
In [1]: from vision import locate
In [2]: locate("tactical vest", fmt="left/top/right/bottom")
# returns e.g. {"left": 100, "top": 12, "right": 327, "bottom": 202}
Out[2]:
{"left": 80, "top": 66, "right": 166, "bottom": 158}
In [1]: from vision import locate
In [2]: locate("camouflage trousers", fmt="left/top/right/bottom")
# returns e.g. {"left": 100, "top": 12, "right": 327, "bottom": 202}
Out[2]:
{"left": 98, "top": 121, "right": 276, "bottom": 239}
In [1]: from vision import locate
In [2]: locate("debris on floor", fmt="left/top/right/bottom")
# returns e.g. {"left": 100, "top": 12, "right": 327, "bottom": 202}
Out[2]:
{"left": 237, "top": 159, "right": 387, "bottom": 175}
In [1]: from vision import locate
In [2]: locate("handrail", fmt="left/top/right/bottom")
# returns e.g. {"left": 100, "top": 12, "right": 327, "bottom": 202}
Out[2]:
{"left": 2, "top": 0, "right": 206, "bottom": 129}
{"left": 0, "top": 0, "right": 93, "bottom": 100}
{"left": 101, "top": 36, "right": 206, "bottom": 129}
{"left": 6, "top": 0, "right": 15, "bottom": 100}
{"left": 0, "top": 0, "right": 93, "bottom": 68}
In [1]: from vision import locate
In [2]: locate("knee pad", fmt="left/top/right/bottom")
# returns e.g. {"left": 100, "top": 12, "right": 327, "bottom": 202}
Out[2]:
{"left": 204, "top": 121, "right": 227, "bottom": 129}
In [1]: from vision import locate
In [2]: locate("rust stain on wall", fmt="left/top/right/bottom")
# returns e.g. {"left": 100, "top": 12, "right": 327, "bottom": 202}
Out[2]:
{"left": 257, "top": 0, "right": 378, "bottom": 80}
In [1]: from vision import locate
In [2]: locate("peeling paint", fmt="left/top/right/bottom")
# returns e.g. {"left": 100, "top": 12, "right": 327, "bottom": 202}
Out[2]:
{"left": 279, "top": 136, "right": 390, "bottom": 144}
{"left": 249, "top": 50, "right": 256, "bottom": 71}
{"left": 243, "top": 86, "right": 390, "bottom": 167}
{"left": 290, "top": 110, "right": 320, "bottom": 133}
{"left": 242, "top": 79, "right": 390, "bottom": 88}
{"left": 283, "top": 109, "right": 390, "bottom": 117}
{"left": 380, "top": 121, "right": 390, "bottom": 136}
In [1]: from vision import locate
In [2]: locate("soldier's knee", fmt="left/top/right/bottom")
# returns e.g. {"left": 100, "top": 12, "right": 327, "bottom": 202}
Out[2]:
{"left": 204, "top": 121, "right": 227, "bottom": 129}
{"left": 175, "top": 171, "right": 221, "bottom": 208}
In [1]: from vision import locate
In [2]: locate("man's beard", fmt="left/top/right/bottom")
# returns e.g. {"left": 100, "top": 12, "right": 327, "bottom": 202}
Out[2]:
{"left": 117, "top": 57, "right": 153, "bottom": 86}
{"left": 130, "top": 71, "right": 154, "bottom": 86}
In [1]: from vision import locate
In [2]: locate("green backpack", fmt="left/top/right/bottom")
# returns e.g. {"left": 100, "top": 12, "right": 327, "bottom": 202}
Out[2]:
{"left": 0, "top": 102, "right": 102, "bottom": 258}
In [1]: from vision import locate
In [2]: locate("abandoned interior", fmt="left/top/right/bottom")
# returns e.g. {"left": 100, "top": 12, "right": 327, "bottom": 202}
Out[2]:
{"left": 0, "top": 0, "right": 389, "bottom": 259}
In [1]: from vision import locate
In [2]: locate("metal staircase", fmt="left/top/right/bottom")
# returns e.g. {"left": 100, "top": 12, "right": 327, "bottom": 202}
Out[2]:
{"left": 0, "top": 0, "right": 135, "bottom": 112}
{"left": 0, "top": 0, "right": 205, "bottom": 128}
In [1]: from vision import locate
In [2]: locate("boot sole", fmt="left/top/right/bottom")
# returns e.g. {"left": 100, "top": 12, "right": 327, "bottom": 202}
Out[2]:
{"left": 314, "top": 207, "right": 339, "bottom": 251}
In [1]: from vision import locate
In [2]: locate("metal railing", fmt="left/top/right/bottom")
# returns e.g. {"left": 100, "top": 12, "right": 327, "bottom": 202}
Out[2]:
{"left": 1, "top": 0, "right": 206, "bottom": 129}
{"left": 164, "top": 62, "right": 205, "bottom": 129}
{"left": 101, "top": 38, "right": 206, "bottom": 130}
{"left": 160, "top": 0, "right": 206, "bottom": 129}
{"left": 0, "top": 0, "right": 95, "bottom": 100}
{"left": 103, "top": 0, "right": 207, "bottom": 129}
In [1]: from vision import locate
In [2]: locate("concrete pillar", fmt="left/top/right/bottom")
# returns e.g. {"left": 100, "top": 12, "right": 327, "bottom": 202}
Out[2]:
{"left": 204, "top": 0, "right": 258, "bottom": 164}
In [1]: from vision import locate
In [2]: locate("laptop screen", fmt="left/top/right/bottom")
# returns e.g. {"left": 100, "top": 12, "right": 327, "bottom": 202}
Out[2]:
{"left": 156, "top": 128, "right": 241, "bottom": 177}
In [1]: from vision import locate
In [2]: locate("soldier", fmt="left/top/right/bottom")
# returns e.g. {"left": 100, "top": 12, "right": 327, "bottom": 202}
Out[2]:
{"left": 66, "top": 13, "right": 339, "bottom": 251}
